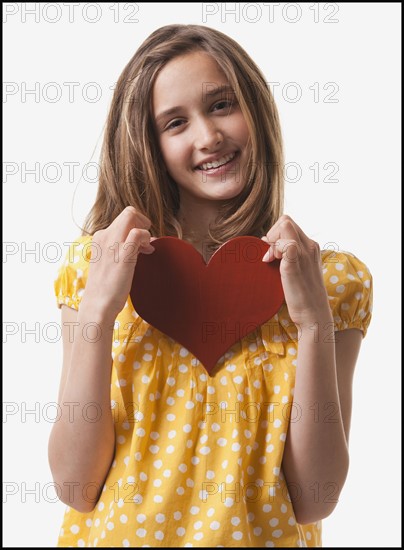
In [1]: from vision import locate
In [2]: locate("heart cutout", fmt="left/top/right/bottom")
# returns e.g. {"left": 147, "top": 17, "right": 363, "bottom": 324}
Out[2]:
{"left": 130, "top": 236, "right": 284, "bottom": 375}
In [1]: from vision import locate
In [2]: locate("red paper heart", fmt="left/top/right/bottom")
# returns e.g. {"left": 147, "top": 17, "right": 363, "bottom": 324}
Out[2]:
{"left": 130, "top": 236, "right": 284, "bottom": 375}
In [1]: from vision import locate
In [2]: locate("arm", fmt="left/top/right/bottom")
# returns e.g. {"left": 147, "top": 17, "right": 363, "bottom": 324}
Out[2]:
{"left": 282, "top": 321, "right": 363, "bottom": 525}
{"left": 48, "top": 304, "right": 116, "bottom": 513}
{"left": 262, "top": 215, "right": 369, "bottom": 525}
{"left": 48, "top": 207, "right": 155, "bottom": 513}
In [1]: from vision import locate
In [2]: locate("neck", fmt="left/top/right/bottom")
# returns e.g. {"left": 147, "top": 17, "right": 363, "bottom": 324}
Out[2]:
{"left": 177, "top": 194, "right": 223, "bottom": 260}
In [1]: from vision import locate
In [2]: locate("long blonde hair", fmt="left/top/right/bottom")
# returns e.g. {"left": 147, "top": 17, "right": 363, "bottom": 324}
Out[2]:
{"left": 82, "top": 24, "right": 284, "bottom": 252}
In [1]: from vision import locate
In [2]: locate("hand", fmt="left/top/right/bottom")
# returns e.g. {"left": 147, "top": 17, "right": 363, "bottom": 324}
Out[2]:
{"left": 261, "top": 215, "right": 332, "bottom": 328}
{"left": 81, "top": 206, "right": 155, "bottom": 322}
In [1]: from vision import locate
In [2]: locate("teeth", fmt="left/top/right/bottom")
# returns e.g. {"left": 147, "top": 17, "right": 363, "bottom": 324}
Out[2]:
{"left": 199, "top": 152, "right": 236, "bottom": 171}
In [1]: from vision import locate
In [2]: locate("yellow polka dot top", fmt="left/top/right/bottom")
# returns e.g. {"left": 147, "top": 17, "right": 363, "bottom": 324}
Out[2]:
{"left": 53, "top": 236, "right": 373, "bottom": 548}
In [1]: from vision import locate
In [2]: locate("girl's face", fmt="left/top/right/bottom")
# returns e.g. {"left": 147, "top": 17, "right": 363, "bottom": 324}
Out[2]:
{"left": 152, "top": 51, "right": 250, "bottom": 205}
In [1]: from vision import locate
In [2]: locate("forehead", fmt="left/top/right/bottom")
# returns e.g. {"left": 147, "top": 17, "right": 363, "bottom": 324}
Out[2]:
{"left": 152, "top": 51, "right": 230, "bottom": 112}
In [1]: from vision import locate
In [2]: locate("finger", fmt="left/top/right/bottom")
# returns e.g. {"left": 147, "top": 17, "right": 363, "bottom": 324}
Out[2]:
{"left": 109, "top": 206, "right": 152, "bottom": 241}
{"left": 262, "top": 244, "right": 274, "bottom": 263}
{"left": 272, "top": 238, "right": 301, "bottom": 263}
{"left": 264, "top": 215, "right": 307, "bottom": 247}
{"left": 124, "top": 227, "right": 155, "bottom": 254}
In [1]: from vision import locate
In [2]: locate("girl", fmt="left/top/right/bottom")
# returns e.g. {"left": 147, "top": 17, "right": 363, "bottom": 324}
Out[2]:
{"left": 49, "top": 24, "right": 373, "bottom": 548}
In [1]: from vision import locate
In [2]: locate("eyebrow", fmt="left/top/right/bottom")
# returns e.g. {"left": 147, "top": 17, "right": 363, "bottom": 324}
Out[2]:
{"left": 154, "top": 84, "right": 236, "bottom": 125}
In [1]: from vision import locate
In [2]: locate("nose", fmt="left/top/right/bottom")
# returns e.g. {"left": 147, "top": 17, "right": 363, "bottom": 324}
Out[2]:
{"left": 193, "top": 116, "right": 223, "bottom": 150}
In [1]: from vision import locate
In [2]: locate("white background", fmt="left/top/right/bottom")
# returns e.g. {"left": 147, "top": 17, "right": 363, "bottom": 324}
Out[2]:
{"left": 3, "top": 2, "right": 401, "bottom": 547}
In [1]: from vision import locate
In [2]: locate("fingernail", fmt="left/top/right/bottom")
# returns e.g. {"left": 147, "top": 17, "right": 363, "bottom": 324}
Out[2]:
{"left": 262, "top": 250, "right": 270, "bottom": 262}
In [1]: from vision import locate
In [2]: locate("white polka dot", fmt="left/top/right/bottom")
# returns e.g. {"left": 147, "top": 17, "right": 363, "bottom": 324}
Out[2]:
{"left": 272, "top": 529, "right": 283, "bottom": 538}
{"left": 106, "top": 522, "right": 114, "bottom": 530}
{"left": 231, "top": 516, "right": 241, "bottom": 526}
{"left": 210, "top": 520, "right": 220, "bottom": 530}
{"left": 70, "top": 525, "right": 80, "bottom": 534}
{"left": 155, "top": 513, "right": 165, "bottom": 523}
{"left": 174, "top": 511, "right": 182, "bottom": 520}
{"left": 136, "top": 528, "right": 146, "bottom": 537}
{"left": 336, "top": 284, "right": 345, "bottom": 293}
{"left": 330, "top": 275, "right": 339, "bottom": 284}
{"left": 232, "top": 531, "right": 243, "bottom": 540}
{"left": 217, "top": 438, "right": 227, "bottom": 447}
{"left": 269, "top": 518, "right": 279, "bottom": 527}
{"left": 120, "top": 515, "right": 128, "bottom": 524}
{"left": 122, "top": 539, "right": 130, "bottom": 547}
{"left": 194, "top": 520, "right": 203, "bottom": 530}
{"left": 177, "top": 527, "right": 185, "bottom": 536}
{"left": 179, "top": 364, "right": 188, "bottom": 373}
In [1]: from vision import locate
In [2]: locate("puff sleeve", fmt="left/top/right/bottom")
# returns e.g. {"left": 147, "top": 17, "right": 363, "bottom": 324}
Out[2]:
{"left": 321, "top": 249, "right": 373, "bottom": 337}
{"left": 54, "top": 235, "right": 93, "bottom": 310}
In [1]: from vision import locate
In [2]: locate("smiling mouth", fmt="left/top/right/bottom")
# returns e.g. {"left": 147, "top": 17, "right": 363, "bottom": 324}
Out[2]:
{"left": 195, "top": 151, "right": 237, "bottom": 171}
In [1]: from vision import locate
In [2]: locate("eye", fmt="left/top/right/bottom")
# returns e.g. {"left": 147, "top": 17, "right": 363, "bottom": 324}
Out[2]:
{"left": 212, "top": 100, "right": 233, "bottom": 112}
{"left": 165, "top": 119, "right": 184, "bottom": 131}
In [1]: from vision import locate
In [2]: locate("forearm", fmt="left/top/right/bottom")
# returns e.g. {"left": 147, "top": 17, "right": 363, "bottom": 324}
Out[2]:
{"left": 48, "top": 306, "right": 116, "bottom": 512}
{"left": 282, "top": 312, "right": 349, "bottom": 524}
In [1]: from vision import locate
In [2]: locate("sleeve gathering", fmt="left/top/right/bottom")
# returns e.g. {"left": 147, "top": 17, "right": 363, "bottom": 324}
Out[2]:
{"left": 53, "top": 235, "right": 93, "bottom": 311}
{"left": 321, "top": 249, "right": 373, "bottom": 337}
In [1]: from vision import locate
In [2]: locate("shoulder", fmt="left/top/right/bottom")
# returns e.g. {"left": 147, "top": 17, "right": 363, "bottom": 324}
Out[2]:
{"left": 321, "top": 249, "right": 373, "bottom": 337}
{"left": 54, "top": 235, "right": 94, "bottom": 310}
